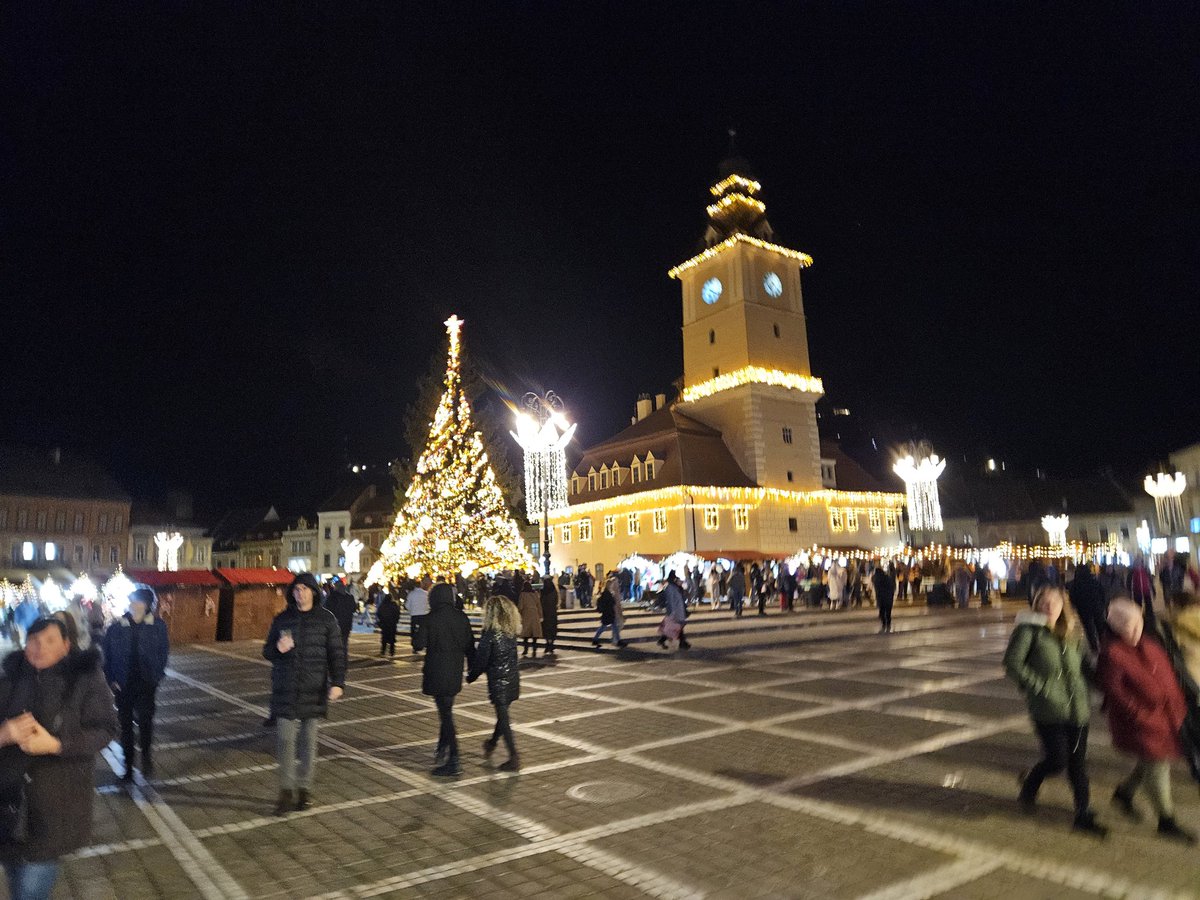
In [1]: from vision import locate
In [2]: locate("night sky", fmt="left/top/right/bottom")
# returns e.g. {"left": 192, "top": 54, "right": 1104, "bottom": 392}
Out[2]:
{"left": 5, "top": 3, "right": 1197, "bottom": 515}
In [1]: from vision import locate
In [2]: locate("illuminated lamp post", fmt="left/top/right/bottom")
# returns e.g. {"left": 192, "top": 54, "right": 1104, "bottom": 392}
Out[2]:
{"left": 1042, "top": 514, "right": 1070, "bottom": 550}
{"left": 1144, "top": 471, "right": 1186, "bottom": 535}
{"left": 892, "top": 447, "right": 946, "bottom": 540}
{"left": 511, "top": 391, "right": 575, "bottom": 578}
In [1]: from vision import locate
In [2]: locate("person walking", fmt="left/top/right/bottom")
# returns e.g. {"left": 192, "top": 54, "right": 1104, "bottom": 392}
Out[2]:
{"left": 729, "top": 564, "right": 747, "bottom": 617}
{"left": 1068, "top": 562, "right": 1108, "bottom": 653}
{"left": 423, "top": 583, "right": 475, "bottom": 776}
{"left": 406, "top": 575, "right": 431, "bottom": 654}
{"left": 0, "top": 617, "right": 117, "bottom": 900}
{"left": 1127, "top": 557, "right": 1157, "bottom": 632}
{"left": 657, "top": 571, "right": 691, "bottom": 650}
{"left": 872, "top": 564, "right": 896, "bottom": 634}
{"left": 375, "top": 590, "right": 401, "bottom": 658}
{"left": 324, "top": 579, "right": 356, "bottom": 662}
{"left": 592, "top": 573, "right": 627, "bottom": 648}
{"left": 827, "top": 560, "right": 848, "bottom": 610}
{"left": 468, "top": 595, "right": 522, "bottom": 772}
{"left": 975, "top": 562, "right": 991, "bottom": 607}
{"left": 1004, "top": 586, "right": 1106, "bottom": 836}
{"left": 102, "top": 587, "right": 169, "bottom": 781}
{"left": 1099, "top": 597, "right": 1196, "bottom": 843}
{"left": 263, "top": 573, "right": 346, "bottom": 816}
{"left": 517, "top": 579, "right": 543, "bottom": 658}
{"left": 951, "top": 563, "right": 972, "bottom": 609}
{"left": 539, "top": 579, "right": 559, "bottom": 656}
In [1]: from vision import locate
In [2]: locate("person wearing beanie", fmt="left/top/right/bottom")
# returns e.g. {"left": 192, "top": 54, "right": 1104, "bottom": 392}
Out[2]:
{"left": 102, "top": 587, "right": 170, "bottom": 781}
{"left": 422, "top": 582, "right": 475, "bottom": 776}
{"left": 263, "top": 573, "right": 346, "bottom": 816}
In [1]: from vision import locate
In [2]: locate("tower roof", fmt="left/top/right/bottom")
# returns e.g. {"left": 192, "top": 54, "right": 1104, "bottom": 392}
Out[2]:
{"left": 703, "top": 140, "right": 773, "bottom": 247}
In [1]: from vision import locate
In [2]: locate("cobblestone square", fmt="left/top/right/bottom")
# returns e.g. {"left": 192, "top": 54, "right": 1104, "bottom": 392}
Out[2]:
{"left": 18, "top": 606, "right": 1200, "bottom": 899}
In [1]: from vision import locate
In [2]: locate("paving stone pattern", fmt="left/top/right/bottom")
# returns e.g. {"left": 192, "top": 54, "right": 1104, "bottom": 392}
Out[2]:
{"left": 24, "top": 604, "right": 1200, "bottom": 899}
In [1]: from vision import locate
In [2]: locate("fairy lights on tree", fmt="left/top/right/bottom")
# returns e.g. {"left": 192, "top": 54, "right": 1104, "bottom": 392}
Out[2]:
{"left": 380, "top": 316, "right": 534, "bottom": 580}
{"left": 893, "top": 445, "right": 946, "bottom": 532}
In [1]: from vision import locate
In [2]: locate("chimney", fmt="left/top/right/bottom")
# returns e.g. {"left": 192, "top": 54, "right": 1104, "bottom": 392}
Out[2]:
{"left": 635, "top": 393, "right": 652, "bottom": 421}
{"left": 654, "top": 393, "right": 666, "bottom": 411}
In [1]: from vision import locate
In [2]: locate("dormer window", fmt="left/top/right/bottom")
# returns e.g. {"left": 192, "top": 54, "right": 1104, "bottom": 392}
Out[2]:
{"left": 610, "top": 462, "right": 622, "bottom": 486}
{"left": 631, "top": 456, "right": 642, "bottom": 484}
{"left": 599, "top": 464, "right": 609, "bottom": 490}
{"left": 588, "top": 469, "right": 597, "bottom": 492}
{"left": 645, "top": 453, "right": 656, "bottom": 480}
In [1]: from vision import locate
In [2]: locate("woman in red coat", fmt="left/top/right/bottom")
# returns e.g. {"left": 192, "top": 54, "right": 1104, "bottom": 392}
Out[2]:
{"left": 1098, "top": 597, "right": 1196, "bottom": 844}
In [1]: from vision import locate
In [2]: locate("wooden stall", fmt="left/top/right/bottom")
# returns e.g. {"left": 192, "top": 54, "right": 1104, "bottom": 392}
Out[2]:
{"left": 216, "top": 568, "right": 291, "bottom": 641}
{"left": 126, "top": 569, "right": 222, "bottom": 644}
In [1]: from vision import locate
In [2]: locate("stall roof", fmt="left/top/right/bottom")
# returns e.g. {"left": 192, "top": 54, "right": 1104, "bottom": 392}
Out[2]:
{"left": 217, "top": 568, "right": 294, "bottom": 586}
{"left": 127, "top": 569, "right": 222, "bottom": 587}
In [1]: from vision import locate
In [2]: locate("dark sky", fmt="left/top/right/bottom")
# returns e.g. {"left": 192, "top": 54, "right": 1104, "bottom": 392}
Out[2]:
{"left": 4, "top": 2, "right": 1198, "bottom": 514}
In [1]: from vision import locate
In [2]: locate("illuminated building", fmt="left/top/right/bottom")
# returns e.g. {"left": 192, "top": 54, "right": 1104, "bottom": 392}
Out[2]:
{"left": 548, "top": 154, "right": 905, "bottom": 572}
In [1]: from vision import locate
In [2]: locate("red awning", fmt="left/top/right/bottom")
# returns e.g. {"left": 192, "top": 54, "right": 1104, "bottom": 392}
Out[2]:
{"left": 217, "top": 568, "right": 293, "bottom": 586}
{"left": 127, "top": 569, "right": 221, "bottom": 587}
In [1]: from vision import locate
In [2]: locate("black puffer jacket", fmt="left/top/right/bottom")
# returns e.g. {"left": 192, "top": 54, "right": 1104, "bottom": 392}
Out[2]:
{"left": 325, "top": 589, "right": 357, "bottom": 639}
{"left": 376, "top": 595, "right": 401, "bottom": 633}
{"left": 422, "top": 585, "right": 475, "bottom": 697}
{"left": 263, "top": 582, "right": 347, "bottom": 720}
{"left": 0, "top": 647, "right": 118, "bottom": 862}
{"left": 468, "top": 630, "right": 520, "bottom": 705}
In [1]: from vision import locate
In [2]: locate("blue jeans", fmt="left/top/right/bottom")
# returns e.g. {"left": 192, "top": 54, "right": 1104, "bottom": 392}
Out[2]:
{"left": 592, "top": 622, "right": 622, "bottom": 644}
{"left": 4, "top": 860, "right": 61, "bottom": 900}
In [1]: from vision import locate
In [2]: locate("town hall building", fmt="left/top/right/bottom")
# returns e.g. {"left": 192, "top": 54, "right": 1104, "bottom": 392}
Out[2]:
{"left": 548, "top": 157, "right": 906, "bottom": 573}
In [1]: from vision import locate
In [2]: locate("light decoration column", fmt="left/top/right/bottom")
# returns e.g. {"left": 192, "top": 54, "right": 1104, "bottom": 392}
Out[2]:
{"left": 510, "top": 390, "right": 576, "bottom": 577}
{"left": 341, "top": 538, "right": 364, "bottom": 574}
{"left": 1042, "top": 514, "right": 1070, "bottom": 549}
{"left": 155, "top": 531, "right": 185, "bottom": 572}
{"left": 102, "top": 568, "right": 136, "bottom": 622}
{"left": 379, "top": 315, "right": 534, "bottom": 581}
{"left": 892, "top": 448, "right": 946, "bottom": 533}
{"left": 1144, "top": 472, "right": 1186, "bottom": 534}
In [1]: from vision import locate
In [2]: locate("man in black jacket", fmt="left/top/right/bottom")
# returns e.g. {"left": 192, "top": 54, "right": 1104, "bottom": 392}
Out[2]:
{"left": 1068, "top": 562, "right": 1107, "bottom": 652}
{"left": 324, "top": 579, "right": 357, "bottom": 662}
{"left": 422, "top": 583, "right": 474, "bottom": 776}
{"left": 375, "top": 591, "right": 401, "bottom": 658}
{"left": 264, "top": 573, "right": 347, "bottom": 815}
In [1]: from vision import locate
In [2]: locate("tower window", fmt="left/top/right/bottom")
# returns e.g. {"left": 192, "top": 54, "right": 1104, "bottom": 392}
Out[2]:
{"left": 782, "top": 427, "right": 793, "bottom": 444}
{"left": 773, "top": 323, "right": 780, "bottom": 338}
{"left": 788, "top": 517, "right": 798, "bottom": 533}
{"left": 786, "top": 470, "right": 794, "bottom": 482}
{"left": 713, "top": 367, "right": 720, "bottom": 378}
{"left": 709, "top": 329, "right": 715, "bottom": 344}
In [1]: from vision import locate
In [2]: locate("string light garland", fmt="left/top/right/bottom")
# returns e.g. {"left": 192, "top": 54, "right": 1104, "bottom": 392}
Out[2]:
{"left": 679, "top": 366, "right": 824, "bottom": 403}
{"left": 380, "top": 316, "right": 535, "bottom": 580}
{"left": 705, "top": 192, "right": 767, "bottom": 218}
{"left": 668, "top": 233, "right": 814, "bottom": 279}
{"left": 709, "top": 174, "right": 762, "bottom": 196}
{"left": 547, "top": 484, "right": 905, "bottom": 520}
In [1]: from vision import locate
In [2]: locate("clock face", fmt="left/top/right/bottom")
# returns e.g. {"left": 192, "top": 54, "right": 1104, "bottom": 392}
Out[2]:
{"left": 701, "top": 277, "right": 723, "bottom": 305}
{"left": 763, "top": 272, "right": 783, "bottom": 297}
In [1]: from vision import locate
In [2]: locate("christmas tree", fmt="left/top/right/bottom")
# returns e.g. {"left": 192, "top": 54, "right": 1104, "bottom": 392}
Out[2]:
{"left": 380, "top": 315, "right": 534, "bottom": 580}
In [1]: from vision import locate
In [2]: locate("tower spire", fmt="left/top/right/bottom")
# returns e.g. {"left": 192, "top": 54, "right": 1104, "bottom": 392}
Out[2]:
{"left": 703, "top": 134, "right": 773, "bottom": 247}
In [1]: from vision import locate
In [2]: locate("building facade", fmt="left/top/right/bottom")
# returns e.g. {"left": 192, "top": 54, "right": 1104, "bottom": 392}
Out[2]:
{"left": 128, "top": 493, "right": 213, "bottom": 572}
{"left": 548, "top": 159, "right": 905, "bottom": 573}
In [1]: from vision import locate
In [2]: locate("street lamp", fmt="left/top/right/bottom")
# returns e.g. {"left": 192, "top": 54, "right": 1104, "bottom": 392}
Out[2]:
{"left": 1144, "top": 471, "right": 1186, "bottom": 535}
{"left": 1042, "top": 514, "right": 1069, "bottom": 548}
{"left": 892, "top": 446, "right": 946, "bottom": 534}
{"left": 511, "top": 391, "right": 576, "bottom": 577}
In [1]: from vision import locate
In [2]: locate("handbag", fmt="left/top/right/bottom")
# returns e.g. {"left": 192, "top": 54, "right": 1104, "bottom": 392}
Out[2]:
{"left": 657, "top": 616, "right": 682, "bottom": 641}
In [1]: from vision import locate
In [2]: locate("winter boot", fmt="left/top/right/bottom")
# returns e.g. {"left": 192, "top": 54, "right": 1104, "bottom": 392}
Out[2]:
{"left": 1111, "top": 786, "right": 1143, "bottom": 823}
{"left": 1158, "top": 817, "right": 1198, "bottom": 844}
{"left": 432, "top": 757, "right": 462, "bottom": 777}
{"left": 274, "top": 790, "right": 294, "bottom": 816}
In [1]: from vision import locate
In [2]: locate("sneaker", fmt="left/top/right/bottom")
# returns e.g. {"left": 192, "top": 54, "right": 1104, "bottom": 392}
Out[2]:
{"left": 432, "top": 760, "right": 462, "bottom": 777}
{"left": 1072, "top": 811, "right": 1108, "bottom": 838}
{"left": 273, "top": 790, "right": 293, "bottom": 817}
{"left": 592, "top": 640, "right": 601, "bottom": 648}
{"left": 1158, "top": 817, "right": 1198, "bottom": 845}
{"left": 296, "top": 789, "right": 311, "bottom": 811}
{"left": 1111, "top": 787, "right": 1143, "bottom": 823}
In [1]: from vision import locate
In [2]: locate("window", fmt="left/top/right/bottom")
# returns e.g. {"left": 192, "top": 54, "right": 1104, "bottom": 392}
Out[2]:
{"left": 830, "top": 509, "right": 845, "bottom": 532}
{"left": 846, "top": 509, "right": 859, "bottom": 531}
{"left": 600, "top": 471, "right": 608, "bottom": 489}
{"left": 884, "top": 510, "right": 898, "bottom": 533}
{"left": 35, "top": 511, "right": 46, "bottom": 531}
{"left": 22, "top": 541, "right": 35, "bottom": 562}
{"left": 709, "top": 329, "right": 715, "bottom": 344}
{"left": 653, "top": 509, "right": 667, "bottom": 533}
{"left": 645, "top": 459, "right": 656, "bottom": 480}
{"left": 562, "top": 524, "right": 572, "bottom": 544}
{"left": 1122, "top": 525, "right": 1132, "bottom": 539}
{"left": 773, "top": 323, "right": 780, "bottom": 338}
{"left": 110, "top": 546, "right": 119, "bottom": 563}
{"left": 788, "top": 517, "right": 798, "bottom": 532}
{"left": 579, "top": 519, "right": 592, "bottom": 542}
{"left": 703, "top": 506, "right": 719, "bottom": 531}
{"left": 54, "top": 511, "right": 65, "bottom": 531}
{"left": 113, "top": 516, "right": 123, "bottom": 533}
{"left": 324, "top": 553, "right": 331, "bottom": 567}
{"left": 92, "top": 545, "right": 101, "bottom": 563}
{"left": 17, "top": 510, "right": 27, "bottom": 529}
{"left": 782, "top": 427, "right": 793, "bottom": 444}
{"left": 713, "top": 367, "right": 720, "bottom": 378}
{"left": 338, "top": 525, "right": 345, "bottom": 538}
{"left": 611, "top": 467, "right": 621, "bottom": 486}
{"left": 786, "top": 470, "right": 793, "bottom": 483}
{"left": 74, "top": 544, "right": 83, "bottom": 563}
{"left": 98, "top": 513, "right": 107, "bottom": 532}
{"left": 588, "top": 472, "right": 597, "bottom": 491}
{"left": 195, "top": 546, "right": 207, "bottom": 563}
{"left": 603, "top": 515, "right": 615, "bottom": 539}
{"left": 632, "top": 463, "right": 641, "bottom": 484}
{"left": 74, "top": 513, "right": 84, "bottom": 533}
{"left": 135, "top": 543, "right": 146, "bottom": 563}
{"left": 733, "top": 506, "right": 749, "bottom": 531}
{"left": 627, "top": 513, "right": 640, "bottom": 536}
{"left": 869, "top": 509, "right": 881, "bottom": 532}
{"left": 1099, "top": 527, "right": 1109, "bottom": 543}
{"left": 270, "top": 551, "right": 280, "bottom": 566}
{"left": 324, "top": 527, "right": 331, "bottom": 539}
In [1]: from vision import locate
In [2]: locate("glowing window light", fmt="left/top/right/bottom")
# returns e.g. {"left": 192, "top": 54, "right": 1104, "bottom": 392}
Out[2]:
{"left": 154, "top": 531, "right": 185, "bottom": 572}
{"left": 1041, "top": 514, "right": 1070, "bottom": 548}
{"left": 340, "top": 538, "right": 364, "bottom": 573}
{"left": 680, "top": 366, "right": 824, "bottom": 403}
{"left": 733, "top": 506, "right": 749, "bottom": 531}
{"left": 868, "top": 509, "right": 881, "bottom": 533}
{"left": 709, "top": 174, "right": 762, "bottom": 196}
{"left": 1144, "top": 472, "right": 1187, "bottom": 534}
{"left": 44, "top": 543, "right": 57, "bottom": 561}
{"left": 21, "top": 542, "right": 34, "bottom": 562}
{"left": 703, "top": 506, "right": 719, "bottom": 531}
{"left": 668, "top": 233, "right": 813, "bottom": 279}
{"left": 892, "top": 452, "right": 946, "bottom": 531}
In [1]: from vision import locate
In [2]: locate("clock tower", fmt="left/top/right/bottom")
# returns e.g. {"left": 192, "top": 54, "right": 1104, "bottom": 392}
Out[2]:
{"left": 670, "top": 156, "right": 825, "bottom": 490}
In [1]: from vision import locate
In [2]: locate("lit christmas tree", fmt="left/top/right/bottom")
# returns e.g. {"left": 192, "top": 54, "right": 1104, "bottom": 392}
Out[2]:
{"left": 380, "top": 315, "right": 534, "bottom": 580}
